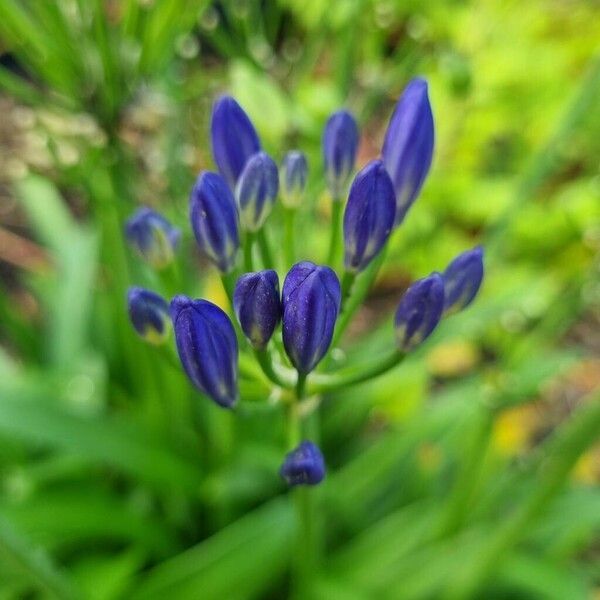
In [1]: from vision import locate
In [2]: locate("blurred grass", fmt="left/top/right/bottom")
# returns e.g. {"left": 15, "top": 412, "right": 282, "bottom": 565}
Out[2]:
{"left": 0, "top": 0, "right": 599, "bottom": 598}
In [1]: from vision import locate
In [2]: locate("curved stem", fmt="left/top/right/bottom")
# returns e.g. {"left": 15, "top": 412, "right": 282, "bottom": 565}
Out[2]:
{"left": 310, "top": 348, "right": 404, "bottom": 392}
{"left": 326, "top": 199, "right": 342, "bottom": 267}
{"left": 254, "top": 348, "right": 296, "bottom": 389}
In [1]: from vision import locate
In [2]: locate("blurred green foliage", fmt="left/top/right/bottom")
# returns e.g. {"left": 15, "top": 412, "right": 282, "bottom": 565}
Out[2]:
{"left": 0, "top": 0, "right": 599, "bottom": 598}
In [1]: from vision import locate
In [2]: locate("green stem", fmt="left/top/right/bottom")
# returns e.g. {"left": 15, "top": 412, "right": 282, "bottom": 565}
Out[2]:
{"left": 310, "top": 348, "right": 404, "bottom": 392}
{"left": 445, "top": 390, "right": 600, "bottom": 599}
{"left": 326, "top": 199, "right": 342, "bottom": 267}
{"left": 243, "top": 232, "right": 255, "bottom": 273}
{"left": 283, "top": 208, "right": 296, "bottom": 269}
{"left": 331, "top": 248, "right": 386, "bottom": 348}
{"left": 340, "top": 270, "right": 356, "bottom": 309}
{"left": 254, "top": 348, "right": 295, "bottom": 388}
{"left": 256, "top": 228, "right": 274, "bottom": 269}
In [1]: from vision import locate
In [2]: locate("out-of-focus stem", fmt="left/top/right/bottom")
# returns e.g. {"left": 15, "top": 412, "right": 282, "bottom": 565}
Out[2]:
{"left": 283, "top": 208, "right": 296, "bottom": 269}
{"left": 326, "top": 198, "right": 342, "bottom": 267}
{"left": 243, "top": 232, "right": 254, "bottom": 273}
{"left": 257, "top": 228, "right": 274, "bottom": 270}
{"left": 254, "top": 348, "right": 295, "bottom": 388}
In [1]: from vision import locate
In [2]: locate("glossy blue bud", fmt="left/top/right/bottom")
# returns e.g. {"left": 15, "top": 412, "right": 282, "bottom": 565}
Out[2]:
{"left": 124, "top": 207, "right": 180, "bottom": 269}
{"left": 234, "top": 270, "right": 281, "bottom": 349}
{"left": 211, "top": 96, "right": 261, "bottom": 190}
{"left": 395, "top": 273, "right": 444, "bottom": 351}
{"left": 280, "top": 150, "right": 308, "bottom": 208}
{"left": 282, "top": 261, "right": 341, "bottom": 374}
{"left": 190, "top": 171, "right": 240, "bottom": 273}
{"left": 170, "top": 295, "right": 238, "bottom": 408}
{"left": 235, "top": 151, "right": 279, "bottom": 232}
{"left": 323, "top": 110, "right": 359, "bottom": 199}
{"left": 127, "top": 287, "right": 170, "bottom": 345}
{"left": 280, "top": 440, "right": 325, "bottom": 486}
{"left": 382, "top": 78, "right": 434, "bottom": 225}
{"left": 443, "top": 246, "right": 484, "bottom": 315}
{"left": 343, "top": 160, "right": 396, "bottom": 273}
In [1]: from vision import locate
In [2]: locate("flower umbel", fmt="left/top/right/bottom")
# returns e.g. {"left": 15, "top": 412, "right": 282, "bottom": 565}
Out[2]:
{"left": 395, "top": 273, "right": 444, "bottom": 351}
{"left": 343, "top": 159, "right": 396, "bottom": 273}
{"left": 443, "top": 246, "right": 484, "bottom": 315}
{"left": 125, "top": 207, "right": 180, "bottom": 269}
{"left": 170, "top": 295, "right": 239, "bottom": 408}
{"left": 280, "top": 440, "right": 326, "bottom": 486}
{"left": 211, "top": 95, "right": 261, "bottom": 190}
{"left": 282, "top": 261, "right": 341, "bottom": 374}
{"left": 323, "top": 110, "right": 359, "bottom": 200}
{"left": 382, "top": 78, "right": 434, "bottom": 225}
{"left": 235, "top": 151, "right": 279, "bottom": 232}
{"left": 234, "top": 270, "right": 281, "bottom": 349}
{"left": 190, "top": 171, "right": 240, "bottom": 273}
{"left": 127, "top": 287, "right": 170, "bottom": 344}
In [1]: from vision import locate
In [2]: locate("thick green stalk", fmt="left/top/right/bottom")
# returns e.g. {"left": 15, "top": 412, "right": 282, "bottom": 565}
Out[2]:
{"left": 340, "top": 270, "right": 356, "bottom": 309}
{"left": 326, "top": 199, "right": 342, "bottom": 267}
{"left": 310, "top": 348, "right": 404, "bottom": 393}
{"left": 243, "top": 232, "right": 255, "bottom": 272}
{"left": 445, "top": 391, "right": 600, "bottom": 599}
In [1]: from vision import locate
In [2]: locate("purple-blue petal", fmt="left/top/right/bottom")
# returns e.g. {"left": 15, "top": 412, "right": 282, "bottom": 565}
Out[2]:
{"left": 382, "top": 78, "right": 434, "bottom": 226}
{"left": 211, "top": 96, "right": 261, "bottom": 190}
{"left": 323, "top": 110, "right": 359, "bottom": 199}
{"left": 280, "top": 440, "right": 325, "bottom": 486}
{"left": 343, "top": 159, "right": 396, "bottom": 273}
{"left": 443, "top": 246, "right": 484, "bottom": 314}
{"left": 127, "top": 287, "right": 170, "bottom": 343}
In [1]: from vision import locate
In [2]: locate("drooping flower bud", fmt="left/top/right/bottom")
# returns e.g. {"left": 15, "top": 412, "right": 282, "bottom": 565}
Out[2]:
{"left": 443, "top": 246, "right": 484, "bottom": 315}
{"left": 234, "top": 270, "right": 281, "bottom": 349}
{"left": 343, "top": 160, "right": 396, "bottom": 273}
{"left": 280, "top": 150, "right": 308, "bottom": 208}
{"left": 235, "top": 151, "right": 279, "bottom": 232}
{"left": 280, "top": 440, "right": 325, "bottom": 486}
{"left": 170, "top": 295, "right": 238, "bottom": 408}
{"left": 395, "top": 273, "right": 444, "bottom": 351}
{"left": 382, "top": 78, "right": 434, "bottom": 225}
{"left": 282, "top": 261, "right": 341, "bottom": 374}
{"left": 190, "top": 171, "right": 240, "bottom": 273}
{"left": 211, "top": 95, "right": 261, "bottom": 190}
{"left": 323, "top": 110, "right": 359, "bottom": 200}
{"left": 127, "top": 287, "right": 170, "bottom": 345}
{"left": 124, "top": 207, "right": 181, "bottom": 269}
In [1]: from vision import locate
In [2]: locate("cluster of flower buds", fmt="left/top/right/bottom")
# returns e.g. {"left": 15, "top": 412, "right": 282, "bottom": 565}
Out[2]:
{"left": 124, "top": 79, "right": 485, "bottom": 487}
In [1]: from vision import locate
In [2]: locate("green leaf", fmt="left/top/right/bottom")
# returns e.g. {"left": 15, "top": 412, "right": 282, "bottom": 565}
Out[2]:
{"left": 130, "top": 498, "right": 293, "bottom": 600}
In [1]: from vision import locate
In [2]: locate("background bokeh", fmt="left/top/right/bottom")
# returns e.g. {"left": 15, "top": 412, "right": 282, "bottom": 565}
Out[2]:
{"left": 0, "top": 1, "right": 599, "bottom": 598}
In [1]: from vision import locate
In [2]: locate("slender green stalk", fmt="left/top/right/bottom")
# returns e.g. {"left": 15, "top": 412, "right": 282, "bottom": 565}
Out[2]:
{"left": 340, "top": 270, "right": 356, "bottom": 309}
{"left": 331, "top": 248, "right": 387, "bottom": 348}
{"left": 445, "top": 391, "right": 600, "bottom": 599}
{"left": 283, "top": 208, "right": 296, "bottom": 269}
{"left": 254, "top": 348, "right": 296, "bottom": 388}
{"left": 243, "top": 232, "right": 255, "bottom": 272}
{"left": 310, "top": 348, "right": 404, "bottom": 392}
{"left": 326, "top": 199, "right": 342, "bottom": 267}
{"left": 257, "top": 228, "right": 275, "bottom": 269}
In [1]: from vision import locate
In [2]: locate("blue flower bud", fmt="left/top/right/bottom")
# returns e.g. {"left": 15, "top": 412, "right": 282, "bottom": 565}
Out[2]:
{"left": 127, "top": 287, "right": 170, "bottom": 345}
{"left": 382, "top": 78, "right": 435, "bottom": 226}
{"left": 443, "top": 246, "right": 484, "bottom": 315}
{"left": 395, "top": 273, "right": 444, "bottom": 351}
{"left": 234, "top": 270, "right": 281, "bottom": 349}
{"left": 190, "top": 171, "right": 240, "bottom": 273}
{"left": 343, "top": 160, "right": 396, "bottom": 273}
{"left": 170, "top": 295, "right": 238, "bottom": 408}
{"left": 280, "top": 150, "right": 308, "bottom": 208}
{"left": 235, "top": 151, "right": 279, "bottom": 232}
{"left": 124, "top": 207, "right": 181, "bottom": 269}
{"left": 282, "top": 261, "right": 341, "bottom": 374}
{"left": 280, "top": 440, "right": 325, "bottom": 486}
{"left": 323, "top": 110, "right": 359, "bottom": 199}
{"left": 211, "top": 95, "right": 261, "bottom": 190}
